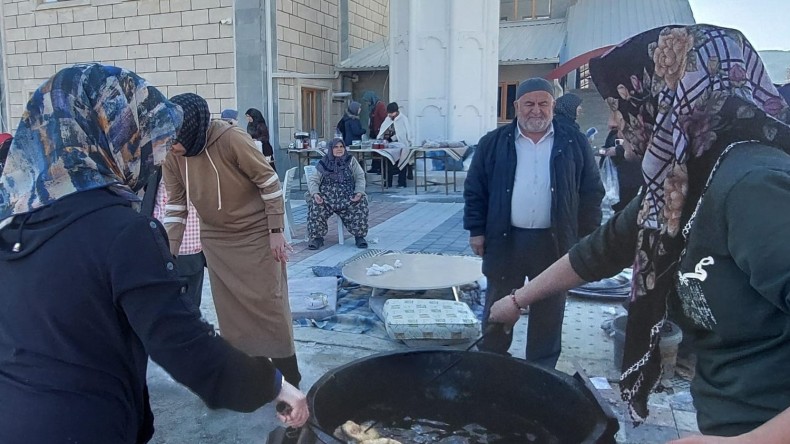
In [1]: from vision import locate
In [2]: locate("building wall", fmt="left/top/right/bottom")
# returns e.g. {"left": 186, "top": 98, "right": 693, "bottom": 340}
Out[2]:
{"left": 347, "top": 0, "right": 387, "bottom": 52}
{"left": 1, "top": 0, "right": 235, "bottom": 126}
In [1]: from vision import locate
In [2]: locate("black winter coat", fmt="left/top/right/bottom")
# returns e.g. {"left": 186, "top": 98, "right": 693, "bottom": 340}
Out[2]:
{"left": 463, "top": 119, "right": 604, "bottom": 265}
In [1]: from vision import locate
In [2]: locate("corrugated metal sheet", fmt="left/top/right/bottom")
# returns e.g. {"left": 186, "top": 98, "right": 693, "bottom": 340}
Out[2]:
{"left": 564, "top": 0, "right": 695, "bottom": 62}
{"left": 337, "top": 39, "right": 389, "bottom": 71}
{"left": 338, "top": 19, "right": 567, "bottom": 70}
{"left": 499, "top": 19, "right": 566, "bottom": 65}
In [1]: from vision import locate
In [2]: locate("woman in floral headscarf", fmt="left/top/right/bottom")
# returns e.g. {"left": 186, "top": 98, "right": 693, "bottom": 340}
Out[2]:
{"left": 0, "top": 65, "right": 308, "bottom": 443}
{"left": 490, "top": 25, "right": 790, "bottom": 440}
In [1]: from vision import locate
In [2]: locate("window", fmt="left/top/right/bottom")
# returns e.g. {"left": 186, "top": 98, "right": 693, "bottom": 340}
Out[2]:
{"left": 576, "top": 64, "right": 591, "bottom": 89}
{"left": 301, "top": 87, "right": 325, "bottom": 138}
{"left": 500, "top": 0, "right": 551, "bottom": 21}
{"left": 497, "top": 82, "right": 518, "bottom": 121}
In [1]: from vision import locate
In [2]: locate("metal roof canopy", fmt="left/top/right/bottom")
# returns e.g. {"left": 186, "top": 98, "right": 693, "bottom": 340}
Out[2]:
{"left": 337, "top": 18, "right": 567, "bottom": 71}
{"left": 563, "top": 0, "right": 695, "bottom": 63}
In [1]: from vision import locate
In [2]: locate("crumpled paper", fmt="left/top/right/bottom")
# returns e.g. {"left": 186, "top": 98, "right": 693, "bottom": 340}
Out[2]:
{"left": 366, "top": 263, "right": 395, "bottom": 276}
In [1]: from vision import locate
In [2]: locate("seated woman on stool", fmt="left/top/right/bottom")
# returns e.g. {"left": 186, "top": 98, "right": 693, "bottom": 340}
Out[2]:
{"left": 307, "top": 138, "right": 369, "bottom": 250}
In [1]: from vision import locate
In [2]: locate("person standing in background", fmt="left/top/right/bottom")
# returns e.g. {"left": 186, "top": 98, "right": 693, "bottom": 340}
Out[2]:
{"left": 464, "top": 78, "right": 603, "bottom": 368}
{"left": 377, "top": 102, "right": 414, "bottom": 188}
{"left": 553, "top": 93, "right": 583, "bottom": 130}
{"left": 164, "top": 94, "right": 301, "bottom": 387}
{"left": 141, "top": 166, "right": 207, "bottom": 309}
{"left": 362, "top": 91, "right": 388, "bottom": 174}
{"left": 221, "top": 109, "right": 238, "bottom": 126}
{"left": 337, "top": 101, "right": 366, "bottom": 147}
{"left": 246, "top": 108, "right": 276, "bottom": 171}
{"left": 600, "top": 126, "right": 644, "bottom": 213}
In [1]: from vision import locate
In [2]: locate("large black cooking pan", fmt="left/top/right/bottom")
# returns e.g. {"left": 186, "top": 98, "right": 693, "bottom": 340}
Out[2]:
{"left": 304, "top": 349, "right": 618, "bottom": 444}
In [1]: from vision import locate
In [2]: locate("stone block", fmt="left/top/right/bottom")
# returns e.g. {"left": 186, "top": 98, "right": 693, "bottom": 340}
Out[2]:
{"left": 95, "top": 46, "right": 126, "bottom": 61}
{"left": 208, "top": 7, "right": 232, "bottom": 23}
{"left": 206, "top": 67, "right": 232, "bottom": 83}
{"left": 66, "top": 48, "right": 94, "bottom": 63}
{"left": 156, "top": 57, "right": 170, "bottom": 70}
{"left": 46, "top": 37, "right": 72, "bottom": 52}
{"left": 169, "top": 55, "right": 194, "bottom": 70}
{"left": 112, "top": 1, "right": 138, "bottom": 18}
{"left": 146, "top": 71, "right": 178, "bottom": 86}
{"left": 159, "top": 0, "right": 171, "bottom": 13}
{"left": 148, "top": 42, "right": 180, "bottom": 57}
{"left": 150, "top": 12, "right": 181, "bottom": 28}
{"left": 207, "top": 37, "right": 232, "bottom": 54}
{"left": 219, "top": 23, "right": 233, "bottom": 38}
{"left": 219, "top": 98, "right": 236, "bottom": 110}
{"left": 6, "top": 67, "right": 19, "bottom": 80}
{"left": 216, "top": 52, "right": 234, "bottom": 68}
{"left": 15, "top": 39, "right": 37, "bottom": 53}
{"left": 180, "top": 10, "right": 208, "bottom": 26}
{"left": 5, "top": 28, "right": 25, "bottom": 42}
{"left": 113, "top": 59, "right": 137, "bottom": 71}
{"left": 128, "top": 45, "right": 148, "bottom": 59}
{"left": 205, "top": 98, "right": 220, "bottom": 113}
{"left": 97, "top": 5, "right": 112, "bottom": 19}
{"left": 111, "top": 30, "right": 140, "bottom": 46}
{"left": 196, "top": 83, "right": 215, "bottom": 98}
{"left": 162, "top": 25, "right": 193, "bottom": 42}
{"left": 180, "top": 40, "right": 207, "bottom": 55}
{"left": 137, "top": 0, "right": 161, "bottom": 15}
{"left": 27, "top": 52, "right": 42, "bottom": 65}
{"left": 82, "top": 20, "right": 106, "bottom": 34}
{"left": 57, "top": 9, "right": 74, "bottom": 24}
{"left": 7, "top": 54, "right": 27, "bottom": 67}
{"left": 72, "top": 34, "right": 110, "bottom": 50}
{"left": 192, "top": 23, "right": 219, "bottom": 39}
{"left": 191, "top": 0, "right": 220, "bottom": 9}
{"left": 105, "top": 17, "right": 124, "bottom": 29}
{"left": 177, "top": 69, "right": 207, "bottom": 85}
{"left": 4, "top": 16, "right": 17, "bottom": 30}
{"left": 34, "top": 10, "right": 58, "bottom": 26}
{"left": 283, "top": 28, "right": 299, "bottom": 45}
{"left": 60, "top": 22, "right": 84, "bottom": 37}
{"left": 124, "top": 16, "right": 150, "bottom": 31}
{"left": 25, "top": 26, "right": 50, "bottom": 40}
{"left": 296, "top": 59, "right": 314, "bottom": 74}
{"left": 4, "top": 2, "right": 18, "bottom": 16}
{"left": 194, "top": 54, "right": 216, "bottom": 69}
{"left": 135, "top": 57, "right": 157, "bottom": 73}
{"left": 220, "top": 0, "right": 232, "bottom": 7}
{"left": 140, "top": 29, "right": 163, "bottom": 44}
{"left": 289, "top": 16, "right": 306, "bottom": 33}
{"left": 33, "top": 64, "right": 57, "bottom": 78}
{"left": 16, "top": 14, "right": 35, "bottom": 28}
{"left": 170, "top": 0, "right": 191, "bottom": 12}
{"left": 214, "top": 83, "right": 234, "bottom": 98}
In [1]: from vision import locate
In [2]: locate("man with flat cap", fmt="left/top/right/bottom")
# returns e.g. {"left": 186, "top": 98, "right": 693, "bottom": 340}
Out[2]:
{"left": 464, "top": 78, "right": 604, "bottom": 368}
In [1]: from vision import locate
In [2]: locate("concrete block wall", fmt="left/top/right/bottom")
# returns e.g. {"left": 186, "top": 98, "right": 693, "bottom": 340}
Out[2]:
{"left": 347, "top": 0, "right": 386, "bottom": 52}
{"left": 1, "top": 0, "right": 236, "bottom": 124}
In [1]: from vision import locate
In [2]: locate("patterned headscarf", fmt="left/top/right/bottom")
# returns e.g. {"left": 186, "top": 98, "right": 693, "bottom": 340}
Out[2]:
{"left": 0, "top": 64, "right": 182, "bottom": 225}
{"left": 554, "top": 93, "right": 582, "bottom": 122}
{"left": 170, "top": 93, "right": 210, "bottom": 157}
{"left": 316, "top": 138, "right": 353, "bottom": 184}
{"left": 590, "top": 25, "right": 790, "bottom": 424}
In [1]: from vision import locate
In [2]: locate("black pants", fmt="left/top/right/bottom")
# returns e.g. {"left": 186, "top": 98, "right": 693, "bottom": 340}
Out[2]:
{"left": 267, "top": 355, "right": 302, "bottom": 388}
{"left": 481, "top": 228, "right": 565, "bottom": 368}
{"left": 387, "top": 164, "right": 411, "bottom": 187}
{"left": 177, "top": 252, "right": 206, "bottom": 308}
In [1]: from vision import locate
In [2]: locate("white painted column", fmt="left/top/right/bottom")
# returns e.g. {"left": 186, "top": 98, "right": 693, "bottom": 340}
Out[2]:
{"left": 388, "top": 0, "right": 499, "bottom": 145}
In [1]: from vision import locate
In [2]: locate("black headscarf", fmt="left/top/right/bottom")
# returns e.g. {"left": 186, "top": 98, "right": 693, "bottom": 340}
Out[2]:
{"left": 589, "top": 24, "right": 790, "bottom": 424}
{"left": 316, "top": 138, "right": 353, "bottom": 184}
{"left": 554, "top": 93, "right": 582, "bottom": 122}
{"left": 245, "top": 108, "right": 273, "bottom": 157}
{"left": 170, "top": 93, "right": 210, "bottom": 157}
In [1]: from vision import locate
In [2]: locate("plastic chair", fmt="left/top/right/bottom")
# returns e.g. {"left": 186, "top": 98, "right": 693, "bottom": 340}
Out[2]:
{"left": 304, "top": 165, "right": 345, "bottom": 245}
{"left": 282, "top": 167, "right": 298, "bottom": 243}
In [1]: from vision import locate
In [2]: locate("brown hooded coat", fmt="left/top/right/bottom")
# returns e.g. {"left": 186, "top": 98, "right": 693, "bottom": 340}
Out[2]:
{"left": 163, "top": 120, "right": 294, "bottom": 358}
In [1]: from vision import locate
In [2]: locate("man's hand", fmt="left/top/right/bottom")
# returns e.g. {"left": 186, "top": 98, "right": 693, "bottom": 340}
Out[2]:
{"left": 274, "top": 381, "right": 309, "bottom": 428}
{"left": 269, "top": 232, "right": 293, "bottom": 263}
{"left": 469, "top": 235, "right": 485, "bottom": 256}
{"left": 313, "top": 194, "right": 324, "bottom": 205}
{"left": 350, "top": 193, "right": 363, "bottom": 202}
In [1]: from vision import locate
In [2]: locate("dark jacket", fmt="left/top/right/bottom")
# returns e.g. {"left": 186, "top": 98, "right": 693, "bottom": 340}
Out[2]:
{"left": 569, "top": 143, "right": 790, "bottom": 437}
{"left": 464, "top": 118, "right": 604, "bottom": 265}
{"left": 247, "top": 120, "right": 274, "bottom": 158}
{"left": 338, "top": 113, "right": 366, "bottom": 147}
{"left": 603, "top": 129, "right": 643, "bottom": 189}
{"left": 0, "top": 189, "right": 281, "bottom": 443}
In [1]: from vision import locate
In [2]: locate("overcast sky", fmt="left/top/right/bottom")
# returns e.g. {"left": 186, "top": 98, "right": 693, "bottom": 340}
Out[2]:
{"left": 689, "top": 0, "right": 789, "bottom": 51}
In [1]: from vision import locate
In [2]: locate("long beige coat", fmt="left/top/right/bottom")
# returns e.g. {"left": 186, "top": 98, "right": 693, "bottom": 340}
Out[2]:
{"left": 163, "top": 120, "right": 295, "bottom": 358}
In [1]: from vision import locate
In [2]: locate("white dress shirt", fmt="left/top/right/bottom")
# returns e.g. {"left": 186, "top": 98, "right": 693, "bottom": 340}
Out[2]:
{"left": 510, "top": 123, "right": 553, "bottom": 229}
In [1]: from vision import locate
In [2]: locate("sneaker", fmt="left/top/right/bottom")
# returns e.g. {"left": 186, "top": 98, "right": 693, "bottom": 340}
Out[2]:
{"left": 307, "top": 237, "right": 324, "bottom": 250}
{"left": 355, "top": 237, "right": 368, "bottom": 249}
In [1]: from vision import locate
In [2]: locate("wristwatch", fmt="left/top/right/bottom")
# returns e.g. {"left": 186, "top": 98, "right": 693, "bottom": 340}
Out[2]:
{"left": 269, "top": 228, "right": 283, "bottom": 233}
